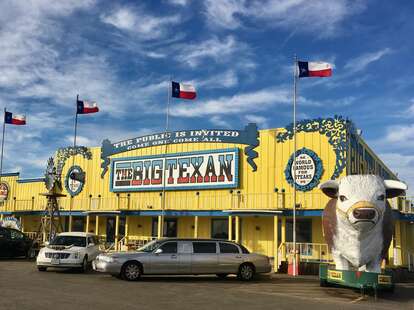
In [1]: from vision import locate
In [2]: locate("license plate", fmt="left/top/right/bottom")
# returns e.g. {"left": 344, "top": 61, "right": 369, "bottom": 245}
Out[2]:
{"left": 51, "top": 258, "right": 60, "bottom": 265}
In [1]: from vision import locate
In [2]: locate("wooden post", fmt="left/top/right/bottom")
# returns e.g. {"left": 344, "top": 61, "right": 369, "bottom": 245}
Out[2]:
{"left": 228, "top": 216, "right": 233, "bottom": 241}
{"left": 194, "top": 216, "right": 199, "bottom": 238}
{"left": 85, "top": 215, "right": 90, "bottom": 233}
{"left": 125, "top": 215, "right": 130, "bottom": 244}
{"left": 157, "top": 215, "right": 163, "bottom": 239}
{"left": 95, "top": 215, "right": 99, "bottom": 236}
{"left": 115, "top": 215, "right": 120, "bottom": 250}
{"left": 68, "top": 215, "right": 73, "bottom": 232}
{"left": 274, "top": 215, "right": 279, "bottom": 272}
{"left": 281, "top": 217, "right": 286, "bottom": 261}
{"left": 235, "top": 216, "right": 240, "bottom": 243}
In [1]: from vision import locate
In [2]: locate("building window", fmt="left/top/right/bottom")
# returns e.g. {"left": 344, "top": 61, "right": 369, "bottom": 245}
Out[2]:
{"left": 285, "top": 219, "right": 312, "bottom": 243}
{"left": 72, "top": 217, "right": 85, "bottom": 232}
{"left": 152, "top": 218, "right": 177, "bottom": 237}
{"left": 211, "top": 218, "right": 237, "bottom": 240}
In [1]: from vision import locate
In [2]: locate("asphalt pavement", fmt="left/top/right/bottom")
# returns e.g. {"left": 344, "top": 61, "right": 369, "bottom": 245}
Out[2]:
{"left": 0, "top": 259, "right": 413, "bottom": 310}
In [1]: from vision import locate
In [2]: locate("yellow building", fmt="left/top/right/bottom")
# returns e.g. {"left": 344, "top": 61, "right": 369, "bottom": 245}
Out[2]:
{"left": 0, "top": 116, "right": 413, "bottom": 271}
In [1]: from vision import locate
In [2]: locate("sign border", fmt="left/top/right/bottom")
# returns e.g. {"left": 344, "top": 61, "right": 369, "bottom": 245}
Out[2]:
{"left": 65, "top": 165, "right": 85, "bottom": 196}
{"left": 285, "top": 147, "right": 324, "bottom": 192}
{"left": 109, "top": 148, "right": 239, "bottom": 192}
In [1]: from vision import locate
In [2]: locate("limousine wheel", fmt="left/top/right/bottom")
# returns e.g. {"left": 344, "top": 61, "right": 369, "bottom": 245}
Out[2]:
{"left": 122, "top": 262, "right": 142, "bottom": 281}
{"left": 238, "top": 263, "right": 255, "bottom": 281}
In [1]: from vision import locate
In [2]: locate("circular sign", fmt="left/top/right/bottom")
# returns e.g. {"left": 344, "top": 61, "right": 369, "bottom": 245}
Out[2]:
{"left": 285, "top": 148, "right": 323, "bottom": 192}
{"left": 0, "top": 182, "right": 9, "bottom": 202}
{"left": 65, "top": 166, "right": 85, "bottom": 196}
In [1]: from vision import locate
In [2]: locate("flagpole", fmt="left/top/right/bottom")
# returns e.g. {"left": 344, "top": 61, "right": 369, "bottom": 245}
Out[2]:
{"left": 293, "top": 55, "right": 298, "bottom": 277}
{"left": 161, "top": 78, "right": 171, "bottom": 238}
{"left": 0, "top": 108, "right": 6, "bottom": 184}
{"left": 70, "top": 95, "right": 79, "bottom": 227}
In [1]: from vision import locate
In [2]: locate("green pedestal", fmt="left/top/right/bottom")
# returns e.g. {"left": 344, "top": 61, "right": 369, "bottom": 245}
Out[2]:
{"left": 319, "top": 264, "right": 394, "bottom": 293}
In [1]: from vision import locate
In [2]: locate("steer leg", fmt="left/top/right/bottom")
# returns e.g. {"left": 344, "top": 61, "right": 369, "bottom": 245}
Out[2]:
{"left": 363, "top": 259, "right": 382, "bottom": 273}
{"left": 333, "top": 251, "right": 351, "bottom": 271}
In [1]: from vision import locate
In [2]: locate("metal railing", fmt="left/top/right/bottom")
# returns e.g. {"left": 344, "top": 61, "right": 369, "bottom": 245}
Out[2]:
{"left": 278, "top": 242, "right": 333, "bottom": 265}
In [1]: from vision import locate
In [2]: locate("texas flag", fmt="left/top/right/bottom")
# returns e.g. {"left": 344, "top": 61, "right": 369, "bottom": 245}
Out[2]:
{"left": 4, "top": 111, "right": 26, "bottom": 125}
{"left": 298, "top": 61, "right": 332, "bottom": 78}
{"left": 77, "top": 100, "right": 99, "bottom": 114}
{"left": 172, "top": 81, "right": 196, "bottom": 100}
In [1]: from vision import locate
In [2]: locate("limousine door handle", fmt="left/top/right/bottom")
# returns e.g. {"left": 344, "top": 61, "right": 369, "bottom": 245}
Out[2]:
{"left": 236, "top": 255, "right": 242, "bottom": 259}
{"left": 171, "top": 255, "right": 177, "bottom": 259}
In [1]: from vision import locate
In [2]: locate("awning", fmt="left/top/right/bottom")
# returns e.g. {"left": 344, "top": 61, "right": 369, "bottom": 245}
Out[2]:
{"left": 222, "top": 210, "right": 283, "bottom": 216}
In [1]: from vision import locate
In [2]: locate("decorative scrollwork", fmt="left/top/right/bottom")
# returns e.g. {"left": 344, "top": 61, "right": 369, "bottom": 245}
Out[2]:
{"left": 55, "top": 146, "right": 92, "bottom": 171}
{"left": 276, "top": 115, "right": 354, "bottom": 180}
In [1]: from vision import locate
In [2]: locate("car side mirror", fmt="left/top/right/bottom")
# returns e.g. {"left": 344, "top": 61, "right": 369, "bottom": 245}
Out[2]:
{"left": 88, "top": 243, "right": 95, "bottom": 247}
{"left": 154, "top": 248, "right": 163, "bottom": 255}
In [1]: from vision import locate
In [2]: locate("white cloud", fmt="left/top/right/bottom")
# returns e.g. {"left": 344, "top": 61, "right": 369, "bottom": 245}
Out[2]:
{"left": 171, "top": 87, "right": 291, "bottom": 117}
{"left": 378, "top": 153, "right": 414, "bottom": 196}
{"left": 196, "top": 70, "right": 239, "bottom": 89}
{"left": 244, "top": 115, "right": 269, "bottom": 129}
{"left": 174, "top": 36, "right": 242, "bottom": 67}
{"left": 168, "top": 0, "right": 190, "bottom": 6}
{"left": 344, "top": 48, "right": 392, "bottom": 73}
{"left": 100, "top": 6, "right": 180, "bottom": 40}
{"left": 204, "top": 0, "right": 365, "bottom": 37}
{"left": 384, "top": 124, "right": 414, "bottom": 144}
{"left": 210, "top": 116, "right": 231, "bottom": 128}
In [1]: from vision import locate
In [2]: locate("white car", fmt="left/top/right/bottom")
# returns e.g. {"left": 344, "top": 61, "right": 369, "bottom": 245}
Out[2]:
{"left": 36, "top": 232, "right": 101, "bottom": 272}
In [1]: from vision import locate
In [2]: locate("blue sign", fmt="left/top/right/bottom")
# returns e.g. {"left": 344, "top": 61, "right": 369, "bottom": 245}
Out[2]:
{"left": 110, "top": 148, "right": 239, "bottom": 192}
{"left": 101, "top": 123, "right": 259, "bottom": 177}
{"left": 285, "top": 148, "right": 323, "bottom": 192}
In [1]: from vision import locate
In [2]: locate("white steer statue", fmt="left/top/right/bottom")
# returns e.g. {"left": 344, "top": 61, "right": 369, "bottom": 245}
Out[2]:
{"left": 319, "top": 175, "right": 407, "bottom": 273}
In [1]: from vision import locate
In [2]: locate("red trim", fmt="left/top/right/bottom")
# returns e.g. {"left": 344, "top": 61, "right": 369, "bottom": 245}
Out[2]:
{"left": 308, "top": 69, "right": 332, "bottom": 77}
{"left": 179, "top": 91, "right": 196, "bottom": 100}
{"left": 11, "top": 119, "right": 26, "bottom": 125}
{"left": 82, "top": 107, "right": 99, "bottom": 114}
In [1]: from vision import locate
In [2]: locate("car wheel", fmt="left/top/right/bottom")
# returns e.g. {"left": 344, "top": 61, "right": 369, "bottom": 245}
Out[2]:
{"left": 79, "top": 256, "right": 88, "bottom": 273}
{"left": 38, "top": 266, "right": 47, "bottom": 272}
{"left": 121, "top": 262, "right": 142, "bottom": 281}
{"left": 216, "top": 274, "right": 228, "bottom": 279}
{"left": 26, "top": 247, "right": 36, "bottom": 259}
{"left": 238, "top": 263, "right": 255, "bottom": 281}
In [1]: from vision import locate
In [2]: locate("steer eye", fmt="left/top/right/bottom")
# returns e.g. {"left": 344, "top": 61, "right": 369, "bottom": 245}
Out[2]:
{"left": 339, "top": 195, "right": 348, "bottom": 202}
{"left": 377, "top": 194, "right": 385, "bottom": 201}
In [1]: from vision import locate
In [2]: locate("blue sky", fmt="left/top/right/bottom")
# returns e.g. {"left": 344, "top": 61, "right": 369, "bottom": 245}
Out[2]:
{"left": 1, "top": 0, "right": 413, "bottom": 195}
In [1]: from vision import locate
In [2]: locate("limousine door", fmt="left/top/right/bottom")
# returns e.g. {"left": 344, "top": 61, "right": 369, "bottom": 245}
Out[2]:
{"left": 191, "top": 242, "right": 218, "bottom": 274}
{"left": 149, "top": 241, "right": 179, "bottom": 274}
{"left": 177, "top": 241, "right": 192, "bottom": 274}
{"left": 217, "top": 242, "right": 243, "bottom": 273}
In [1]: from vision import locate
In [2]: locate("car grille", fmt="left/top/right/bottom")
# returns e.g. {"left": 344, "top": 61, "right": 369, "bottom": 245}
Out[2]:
{"left": 45, "top": 252, "right": 70, "bottom": 259}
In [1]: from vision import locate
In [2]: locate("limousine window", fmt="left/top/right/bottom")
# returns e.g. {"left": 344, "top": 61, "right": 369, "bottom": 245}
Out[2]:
{"left": 219, "top": 242, "right": 240, "bottom": 254}
{"left": 193, "top": 242, "right": 217, "bottom": 254}
{"left": 159, "top": 242, "right": 177, "bottom": 254}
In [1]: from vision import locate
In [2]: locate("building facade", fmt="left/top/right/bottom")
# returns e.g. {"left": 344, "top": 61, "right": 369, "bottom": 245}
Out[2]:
{"left": 0, "top": 116, "right": 413, "bottom": 271}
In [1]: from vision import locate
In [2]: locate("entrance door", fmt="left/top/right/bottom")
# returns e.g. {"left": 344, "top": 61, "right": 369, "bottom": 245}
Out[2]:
{"left": 106, "top": 217, "right": 115, "bottom": 243}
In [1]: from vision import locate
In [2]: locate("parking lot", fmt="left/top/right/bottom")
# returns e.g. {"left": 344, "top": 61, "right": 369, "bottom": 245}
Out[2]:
{"left": 1, "top": 260, "right": 413, "bottom": 310}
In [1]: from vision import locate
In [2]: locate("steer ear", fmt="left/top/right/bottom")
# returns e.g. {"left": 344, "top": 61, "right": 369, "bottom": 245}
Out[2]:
{"left": 319, "top": 180, "right": 339, "bottom": 198}
{"left": 384, "top": 180, "right": 407, "bottom": 198}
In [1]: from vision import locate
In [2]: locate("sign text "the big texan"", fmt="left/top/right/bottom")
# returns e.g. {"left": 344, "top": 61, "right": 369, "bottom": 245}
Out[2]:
{"left": 110, "top": 149, "right": 239, "bottom": 192}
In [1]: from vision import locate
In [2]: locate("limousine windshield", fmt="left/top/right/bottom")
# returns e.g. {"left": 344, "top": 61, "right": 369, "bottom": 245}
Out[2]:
{"left": 138, "top": 240, "right": 161, "bottom": 252}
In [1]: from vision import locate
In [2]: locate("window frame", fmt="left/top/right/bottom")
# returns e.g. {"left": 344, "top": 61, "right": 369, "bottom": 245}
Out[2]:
{"left": 192, "top": 241, "right": 218, "bottom": 254}
{"left": 219, "top": 242, "right": 240, "bottom": 254}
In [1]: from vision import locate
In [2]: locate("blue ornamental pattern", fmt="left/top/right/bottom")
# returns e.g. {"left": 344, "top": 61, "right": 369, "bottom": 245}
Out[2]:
{"left": 65, "top": 165, "right": 85, "bottom": 196}
{"left": 277, "top": 116, "right": 354, "bottom": 180}
{"left": 285, "top": 148, "right": 324, "bottom": 191}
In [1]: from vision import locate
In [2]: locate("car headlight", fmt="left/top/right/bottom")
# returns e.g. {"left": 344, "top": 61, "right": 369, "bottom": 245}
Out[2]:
{"left": 98, "top": 255, "right": 115, "bottom": 263}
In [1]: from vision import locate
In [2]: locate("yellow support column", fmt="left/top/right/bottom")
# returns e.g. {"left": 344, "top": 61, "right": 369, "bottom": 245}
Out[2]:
{"left": 228, "top": 216, "right": 233, "bottom": 241}
{"left": 157, "top": 215, "right": 162, "bottom": 239}
{"left": 235, "top": 216, "right": 240, "bottom": 243}
{"left": 0, "top": 213, "right": 3, "bottom": 220}
{"left": 281, "top": 217, "right": 286, "bottom": 261}
{"left": 85, "top": 215, "right": 90, "bottom": 233}
{"left": 274, "top": 215, "right": 279, "bottom": 272}
{"left": 95, "top": 215, "right": 99, "bottom": 236}
{"left": 394, "top": 221, "right": 402, "bottom": 266}
{"left": 194, "top": 216, "right": 199, "bottom": 238}
{"left": 21, "top": 216, "right": 25, "bottom": 232}
{"left": 125, "top": 216, "right": 130, "bottom": 245}
{"left": 68, "top": 215, "right": 73, "bottom": 232}
{"left": 115, "top": 215, "right": 120, "bottom": 250}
